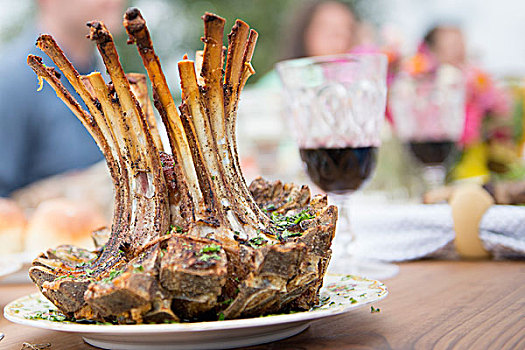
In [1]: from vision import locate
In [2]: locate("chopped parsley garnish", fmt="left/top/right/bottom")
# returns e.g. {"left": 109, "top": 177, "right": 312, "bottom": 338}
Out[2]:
{"left": 319, "top": 295, "right": 330, "bottom": 305}
{"left": 198, "top": 253, "right": 221, "bottom": 262}
{"left": 162, "top": 319, "right": 179, "bottom": 324}
{"left": 281, "top": 230, "right": 302, "bottom": 239}
{"left": 269, "top": 209, "right": 314, "bottom": 241}
{"left": 199, "top": 244, "right": 221, "bottom": 254}
{"left": 167, "top": 225, "right": 184, "bottom": 235}
{"left": 196, "top": 244, "right": 222, "bottom": 263}
{"left": 262, "top": 203, "right": 276, "bottom": 212}
{"left": 217, "top": 312, "right": 225, "bottom": 321}
{"left": 292, "top": 209, "right": 315, "bottom": 224}
{"left": 371, "top": 306, "right": 381, "bottom": 313}
{"left": 25, "top": 310, "right": 66, "bottom": 322}
{"left": 248, "top": 236, "right": 266, "bottom": 248}
{"left": 101, "top": 269, "right": 123, "bottom": 283}
{"left": 221, "top": 298, "right": 233, "bottom": 305}
{"left": 54, "top": 275, "right": 71, "bottom": 281}
{"left": 133, "top": 264, "right": 144, "bottom": 272}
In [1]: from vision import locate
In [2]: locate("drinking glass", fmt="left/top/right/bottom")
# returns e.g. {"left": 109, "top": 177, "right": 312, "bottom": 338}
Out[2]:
{"left": 390, "top": 66, "right": 466, "bottom": 188}
{"left": 276, "top": 53, "right": 398, "bottom": 278}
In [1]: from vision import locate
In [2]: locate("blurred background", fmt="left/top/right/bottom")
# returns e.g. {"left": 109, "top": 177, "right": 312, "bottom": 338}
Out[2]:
{"left": 3, "top": 0, "right": 525, "bottom": 79}
{"left": 0, "top": 0, "right": 524, "bottom": 254}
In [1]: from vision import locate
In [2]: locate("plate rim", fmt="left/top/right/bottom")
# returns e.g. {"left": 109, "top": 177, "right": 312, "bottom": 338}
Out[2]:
{"left": 4, "top": 275, "right": 387, "bottom": 334}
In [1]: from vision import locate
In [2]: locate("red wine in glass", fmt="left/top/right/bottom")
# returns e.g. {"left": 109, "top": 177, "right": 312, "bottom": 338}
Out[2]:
{"left": 408, "top": 141, "right": 454, "bottom": 165}
{"left": 405, "top": 140, "right": 455, "bottom": 189}
{"left": 299, "top": 147, "right": 378, "bottom": 193}
{"left": 298, "top": 146, "right": 399, "bottom": 278}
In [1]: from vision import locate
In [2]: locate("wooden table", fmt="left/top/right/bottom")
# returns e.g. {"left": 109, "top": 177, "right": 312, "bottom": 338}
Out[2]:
{"left": 1, "top": 261, "right": 523, "bottom": 349}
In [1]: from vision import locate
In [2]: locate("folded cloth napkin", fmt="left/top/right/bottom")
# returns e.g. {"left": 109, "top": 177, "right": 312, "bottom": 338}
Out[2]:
{"left": 348, "top": 204, "right": 525, "bottom": 262}
{"left": 480, "top": 206, "right": 525, "bottom": 259}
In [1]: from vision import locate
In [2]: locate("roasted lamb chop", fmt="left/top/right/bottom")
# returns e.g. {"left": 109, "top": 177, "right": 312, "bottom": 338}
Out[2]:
{"left": 27, "top": 8, "right": 337, "bottom": 323}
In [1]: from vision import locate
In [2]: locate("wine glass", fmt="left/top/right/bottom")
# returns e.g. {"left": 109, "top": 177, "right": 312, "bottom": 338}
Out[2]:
{"left": 390, "top": 65, "right": 466, "bottom": 189}
{"left": 276, "top": 53, "right": 398, "bottom": 279}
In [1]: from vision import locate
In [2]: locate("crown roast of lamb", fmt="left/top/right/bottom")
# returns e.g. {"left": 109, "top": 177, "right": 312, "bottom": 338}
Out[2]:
{"left": 27, "top": 8, "right": 337, "bottom": 323}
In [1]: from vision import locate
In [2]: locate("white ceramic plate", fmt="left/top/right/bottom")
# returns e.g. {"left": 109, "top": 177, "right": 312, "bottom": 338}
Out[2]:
{"left": 4, "top": 274, "right": 387, "bottom": 349}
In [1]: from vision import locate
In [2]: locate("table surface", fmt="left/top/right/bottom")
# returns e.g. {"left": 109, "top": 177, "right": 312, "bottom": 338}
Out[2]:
{"left": 0, "top": 260, "right": 523, "bottom": 350}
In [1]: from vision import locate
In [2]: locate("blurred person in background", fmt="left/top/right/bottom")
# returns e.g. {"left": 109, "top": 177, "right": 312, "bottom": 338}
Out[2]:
{"left": 421, "top": 25, "right": 466, "bottom": 68}
{"left": 0, "top": 0, "right": 126, "bottom": 197}
{"left": 405, "top": 24, "right": 514, "bottom": 182}
{"left": 256, "top": 0, "right": 368, "bottom": 88}
{"left": 281, "top": 0, "right": 361, "bottom": 60}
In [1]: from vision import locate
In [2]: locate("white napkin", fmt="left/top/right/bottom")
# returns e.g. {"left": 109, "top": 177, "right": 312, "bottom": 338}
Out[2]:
{"left": 479, "top": 206, "right": 525, "bottom": 259}
{"left": 348, "top": 204, "right": 525, "bottom": 262}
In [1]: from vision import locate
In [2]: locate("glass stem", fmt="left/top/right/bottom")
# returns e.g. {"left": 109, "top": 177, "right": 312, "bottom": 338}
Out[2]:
{"left": 329, "top": 193, "right": 354, "bottom": 259}
{"left": 422, "top": 164, "right": 446, "bottom": 189}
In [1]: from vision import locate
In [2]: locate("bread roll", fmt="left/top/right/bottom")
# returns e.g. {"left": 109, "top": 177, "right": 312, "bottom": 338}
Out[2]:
{"left": 10, "top": 161, "right": 114, "bottom": 221}
{"left": 25, "top": 198, "right": 107, "bottom": 254}
{"left": 0, "top": 198, "right": 26, "bottom": 254}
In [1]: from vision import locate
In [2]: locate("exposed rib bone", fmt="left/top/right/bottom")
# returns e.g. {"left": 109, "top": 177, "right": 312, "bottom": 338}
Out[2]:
{"left": 33, "top": 36, "right": 126, "bottom": 191}
{"left": 86, "top": 22, "right": 169, "bottom": 264}
{"left": 224, "top": 20, "right": 250, "bottom": 116}
{"left": 201, "top": 15, "right": 271, "bottom": 233}
{"left": 194, "top": 50, "right": 205, "bottom": 85}
{"left": 222, "top": 26, "right": 266, "bottom": 228}
{"left": 127, "top": 73, "right": 164, "bottom": 152}
{"left": 200, "top": 14, "right": 259, "bottom": 228}
{"left": 228, "top": 29, "right": 257, "bottom": 156}
{"left": 36, "top": 35, "right": 108, "bottom": 125}
{"left": 226, "top": 30, "right": 257, "bottom": 210}
{"left": 27, "top": 56, "right": 108, "bottom": 162}
{"left": 26, "top": 56, "right": 127, "bottom": 251}
{"left": 34, "top": 36, "right": 127, "bottom": 192}
{"left": 34, "top": 38, "right": 137, "bottom": 257}
{"left": 122, "top": 8, "right": 210, "bottom": 224}
{"left": 240, "top": 30, "right": 258, "bottom": 91}
{"left": 178, "top": 59, "right": 245, "bottom": 238}
{"left": 84, "top": 72, "right": 135, "bottom": 253}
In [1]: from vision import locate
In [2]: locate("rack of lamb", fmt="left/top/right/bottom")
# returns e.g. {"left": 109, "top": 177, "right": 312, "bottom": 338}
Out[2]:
{"left": 27, "top": 8, "right": 337, "bottom": 323}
